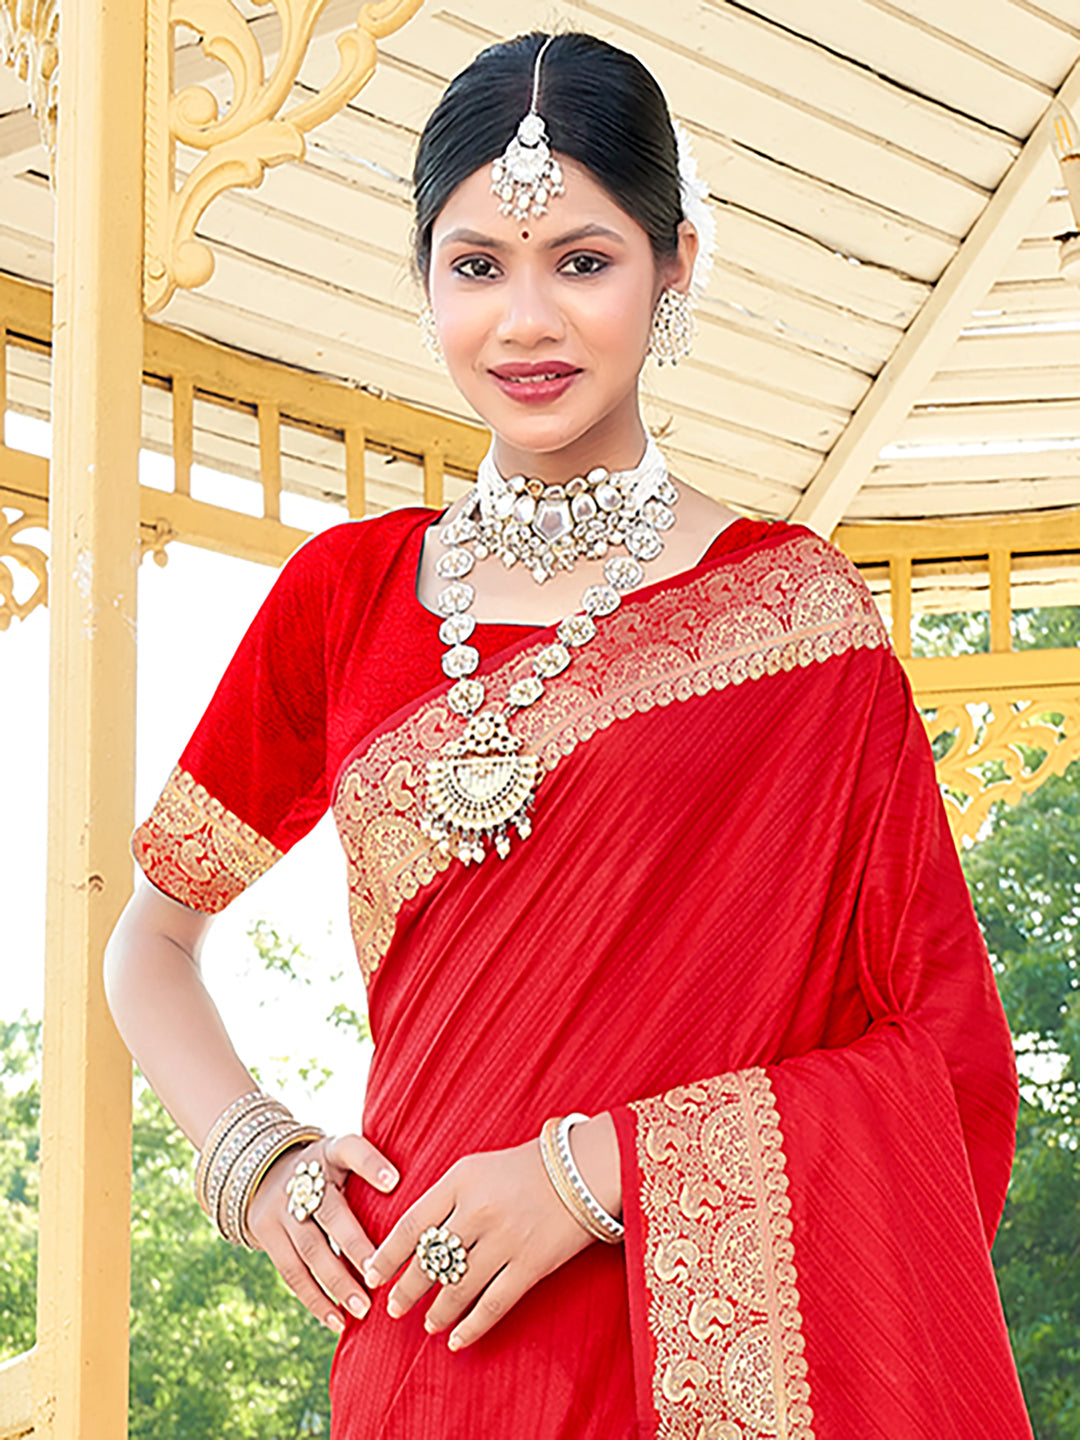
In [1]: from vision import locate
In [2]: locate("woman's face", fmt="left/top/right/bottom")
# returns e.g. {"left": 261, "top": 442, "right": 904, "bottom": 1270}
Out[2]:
{"left": 427, "top": 156, "right": 694, "bottom": 470}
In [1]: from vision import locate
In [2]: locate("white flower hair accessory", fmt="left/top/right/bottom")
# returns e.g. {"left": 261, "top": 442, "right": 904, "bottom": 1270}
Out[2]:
{"left": 673, "top": 120, "right": 716, "bottom": 297}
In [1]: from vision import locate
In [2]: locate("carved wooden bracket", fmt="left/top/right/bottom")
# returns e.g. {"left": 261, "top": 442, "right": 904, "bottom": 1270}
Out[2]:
{"left": 143, "top": 0, "right": 424, "bottom": 315}
{"left": 927, "top": 694, "right": 1080, "bottom": 843}
{"left": 0, "top": 0, "right": 60, "bottom": 162}
{"left": 0, "top": 502, "right": 49, "bottom": 628}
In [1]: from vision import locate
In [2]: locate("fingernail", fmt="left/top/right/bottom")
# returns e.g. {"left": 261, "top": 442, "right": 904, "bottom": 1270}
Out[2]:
{"left": 377, "top": 1166, "right": 399, "bottom": 1191}
{"left": 326, "top": 1314, "right": 345, "bottom": 1334}
{"left": 447, "top": 1333, "right": 463, "bottom": 1351}
{"left": 424, "top": 1317, "right": 438, "bottom": 1334}
{"left": 387, "top": 1296, "right": 403, "bottom": 1319}
{"left": 347, "top": 1294, "right": 369, "bottom": 1319}
{"left": 363, "top": 1260, "right": 382, "bottom": 1287}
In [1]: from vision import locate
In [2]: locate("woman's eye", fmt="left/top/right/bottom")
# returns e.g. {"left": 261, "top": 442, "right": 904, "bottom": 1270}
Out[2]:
{"left": 561, "top": 253, "right": 608, "bottom": 276}
{"left": 453, "top": 256, "right": 499, "bottom": 279}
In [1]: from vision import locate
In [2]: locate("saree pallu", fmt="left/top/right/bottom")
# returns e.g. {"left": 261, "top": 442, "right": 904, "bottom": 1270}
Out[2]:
{"left": 133, "top": 511, "right": 1031, "bottom": 1439}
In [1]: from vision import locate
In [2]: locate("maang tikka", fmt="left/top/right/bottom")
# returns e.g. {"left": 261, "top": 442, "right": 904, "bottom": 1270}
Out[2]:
{"left": 490, "top": 35, "right": 565, "bottom": 220}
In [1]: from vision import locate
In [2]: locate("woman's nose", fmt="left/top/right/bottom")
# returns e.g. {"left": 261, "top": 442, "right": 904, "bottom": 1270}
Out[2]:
{"left": 495, "top": 274, "right": 564, "bottom": 349}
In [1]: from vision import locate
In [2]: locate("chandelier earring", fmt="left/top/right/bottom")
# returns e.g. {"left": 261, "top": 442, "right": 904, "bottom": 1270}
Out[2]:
{"left": 648, "top": 287, "right": 695, "bottom": 366}
{"left": 419, "top": 301, "right": 444, "bottom": 365}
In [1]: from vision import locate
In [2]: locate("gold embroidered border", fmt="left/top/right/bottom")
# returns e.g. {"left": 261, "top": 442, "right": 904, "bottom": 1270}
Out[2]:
{"left": 333, "top": 532, "right": 888, "bottom": 981}
{"left": 132, "top": 764, "right": 283, "bottom": 913}
{"left": 629, "top": 1070, "right": 814, "bottom": 1440}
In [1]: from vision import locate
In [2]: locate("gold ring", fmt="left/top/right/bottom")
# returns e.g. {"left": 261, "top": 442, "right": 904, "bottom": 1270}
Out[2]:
{"left": 416, "top": 1225, "right": 468, "bottom": 1285}
{"left": 285, "top": 1158, "right": 326, "bottom": 1222}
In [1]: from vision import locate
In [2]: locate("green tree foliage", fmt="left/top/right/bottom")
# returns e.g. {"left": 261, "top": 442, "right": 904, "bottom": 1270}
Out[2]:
{"left": 0, "top": 1016, "right": 40, "bottom": 1360}
{"left": 965, "top": 773, "right": 1080, "bottom": 1440}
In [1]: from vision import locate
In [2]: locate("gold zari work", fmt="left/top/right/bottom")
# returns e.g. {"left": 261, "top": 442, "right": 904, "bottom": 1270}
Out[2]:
{"left": 133, "top": 765, "right": 283, "bottom": 911}
{"left": 333, "top": 533, "right": 887, "bottom": 981}
{"left": 630, "top": 1070, "right": 815, "bottom": 1439}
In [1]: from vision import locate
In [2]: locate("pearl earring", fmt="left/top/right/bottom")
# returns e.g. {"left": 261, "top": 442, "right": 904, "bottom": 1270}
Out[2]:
{"left": 419, "top": 302, "right": 444, "bottom": 365}
{"left": 647, "top": 288, "right": 695, "bottom": 365}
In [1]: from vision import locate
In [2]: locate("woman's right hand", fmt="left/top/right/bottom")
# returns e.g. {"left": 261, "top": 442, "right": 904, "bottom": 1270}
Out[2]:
{"left": 246, "top": 1132, "right": 400, "bottom": 1332}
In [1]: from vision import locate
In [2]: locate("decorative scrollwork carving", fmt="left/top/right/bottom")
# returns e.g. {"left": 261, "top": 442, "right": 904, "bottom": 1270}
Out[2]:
{"left": 140, "top": 518, "right": 177, "bottom": 567}
{"left": 0, "top": 503, "right": 49, "bottom": 629}
{"left": 926, "top": 695, "right": 1080, "bottom": 843}
{"left": 144, "top": 0, "right": 424, "bottom": 314}
{"left": 0, "top": 0, "right": 60, "bottom": 162}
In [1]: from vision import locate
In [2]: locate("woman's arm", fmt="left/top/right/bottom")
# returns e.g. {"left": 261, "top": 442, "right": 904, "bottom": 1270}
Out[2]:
{"left": 105, "top": 874, "right": 399, "bottom": 1331}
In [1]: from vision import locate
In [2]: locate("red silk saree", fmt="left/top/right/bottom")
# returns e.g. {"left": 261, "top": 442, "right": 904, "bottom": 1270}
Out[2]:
{"left": 134, "top": 510, "right": 1031, "bottom": 1438}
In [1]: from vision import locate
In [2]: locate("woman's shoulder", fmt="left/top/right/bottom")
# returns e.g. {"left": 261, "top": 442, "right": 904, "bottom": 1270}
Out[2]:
{"left": 278, "top": 507, "right": 434, "bottom": 589}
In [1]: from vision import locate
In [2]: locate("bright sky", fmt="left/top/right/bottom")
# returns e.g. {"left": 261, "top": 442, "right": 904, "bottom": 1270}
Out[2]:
{"left": 0, "top": 413, "right": 373, "bottom": 1134}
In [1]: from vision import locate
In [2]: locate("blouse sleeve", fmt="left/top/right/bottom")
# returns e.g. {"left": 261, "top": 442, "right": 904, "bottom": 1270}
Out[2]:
{"left": 132, "top": 526, "right": 348, "bottom": 913}
{"left": 609, "top": 665, "right": 1032, "bottom": 1439}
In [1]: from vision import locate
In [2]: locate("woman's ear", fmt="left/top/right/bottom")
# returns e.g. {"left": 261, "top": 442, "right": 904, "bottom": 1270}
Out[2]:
{"left": 663, "top": 218, "right": 700, "bottom": 295}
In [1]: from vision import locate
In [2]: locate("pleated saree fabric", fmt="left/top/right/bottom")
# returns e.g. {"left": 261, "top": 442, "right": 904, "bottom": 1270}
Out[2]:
{"left": 133, "top": 509, "right": 1032, "bottom": 1439}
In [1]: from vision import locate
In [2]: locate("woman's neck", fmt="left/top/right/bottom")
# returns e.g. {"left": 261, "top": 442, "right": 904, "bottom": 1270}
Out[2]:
{"left": 489, "top": 395, "right": 650, "bottom": 485}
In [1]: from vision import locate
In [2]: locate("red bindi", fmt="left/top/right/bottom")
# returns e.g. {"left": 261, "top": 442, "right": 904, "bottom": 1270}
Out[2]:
{"left": 521, "top": 229, "right": 531, "bottom": 241}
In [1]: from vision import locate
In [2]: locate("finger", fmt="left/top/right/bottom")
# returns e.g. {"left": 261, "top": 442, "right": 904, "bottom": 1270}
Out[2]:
{"left": 364, "top": 1181, "right": 456, "bottom": 1289}
{"left": 262, "top": 1227, "right": 349, "bottom": 1333}
{"left": 325, "top": 1132, "right": 399, "bottom": 1194}
{"left": 314, "top": 1184, "right": 377, "bottom": 1276}
{"left": 446, "top": 1264, "right": 529, "bottom": 1352}
{"left": 422, "top": 1235, "right": 504, "bottom": 1335}
{"left": 289, "top": 1214, "right": 372, "bottom": 1321}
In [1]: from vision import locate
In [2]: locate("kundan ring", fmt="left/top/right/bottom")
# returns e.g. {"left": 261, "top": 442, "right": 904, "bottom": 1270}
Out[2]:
{"left": 416, "top": 1224, "right": 468, "bottom": 1285}
{"left": 285, "top": 1157, "right": 326, "bottom": 1222}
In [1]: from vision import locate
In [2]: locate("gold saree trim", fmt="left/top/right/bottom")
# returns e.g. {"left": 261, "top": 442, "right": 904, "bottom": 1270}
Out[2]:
{"left": 333, "top": 531, "right": 887, "bottom": 981}
{"left": 630, "top": 1070, "right": 815, "bottom": 1440}
{"left": 132, "top": 764, "right": 283, "bottom": 913}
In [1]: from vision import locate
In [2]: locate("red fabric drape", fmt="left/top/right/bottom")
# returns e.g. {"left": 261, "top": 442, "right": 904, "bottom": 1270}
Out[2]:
{"left": 132, "top": 513, "right": 1030, "bottom": 1438}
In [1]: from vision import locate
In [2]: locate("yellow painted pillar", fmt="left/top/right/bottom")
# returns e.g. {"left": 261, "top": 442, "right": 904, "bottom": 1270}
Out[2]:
{"left": 34, "top": 0, "right": 145, "bottom": 1434}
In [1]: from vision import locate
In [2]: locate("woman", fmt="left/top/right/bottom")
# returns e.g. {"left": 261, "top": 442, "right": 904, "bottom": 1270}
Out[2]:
{"left": 105, "top": 30, "right": 1032, "bottom": 1439}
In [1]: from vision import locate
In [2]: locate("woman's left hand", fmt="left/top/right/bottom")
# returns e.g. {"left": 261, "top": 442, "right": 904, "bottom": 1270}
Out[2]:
{"left": 362, "top": 1112, "right": 621, "bottom": 1352}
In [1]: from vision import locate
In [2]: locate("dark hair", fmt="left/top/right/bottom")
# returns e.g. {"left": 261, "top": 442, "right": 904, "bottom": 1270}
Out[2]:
{"left": 412, "top": 31, "right": 683, "bottom": 285}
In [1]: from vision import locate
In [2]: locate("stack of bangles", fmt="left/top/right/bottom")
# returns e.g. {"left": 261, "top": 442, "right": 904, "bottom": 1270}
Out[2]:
{"left": 539, "top": 1113, "right": 625, "bottom": 1245}
{"left": 194, "top": 1089, "right": 324, "bottom": 1247}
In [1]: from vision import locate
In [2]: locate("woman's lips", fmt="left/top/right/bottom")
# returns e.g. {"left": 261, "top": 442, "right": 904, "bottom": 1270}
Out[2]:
{"left": 489, "top": 367, "right": 583, "bottom": 405}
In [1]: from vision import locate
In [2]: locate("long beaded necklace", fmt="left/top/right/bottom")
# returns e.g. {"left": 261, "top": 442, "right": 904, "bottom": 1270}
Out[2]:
{"left": 419, "top": 438, "right": 679, "bottom": 865}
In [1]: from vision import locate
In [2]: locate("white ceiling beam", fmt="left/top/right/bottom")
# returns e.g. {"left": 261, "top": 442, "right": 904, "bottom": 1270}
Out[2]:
{"left": 788, "top": 53, "right": 1080, "bottom": 538}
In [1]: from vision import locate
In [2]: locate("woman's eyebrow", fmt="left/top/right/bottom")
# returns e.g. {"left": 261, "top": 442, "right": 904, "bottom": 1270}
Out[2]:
{"left": 437, "top": 223, "right": 627, "bottom": 251}
{"left": 544, "top": 223, "right": 626, "bottom": 248}
{"left": 439, "top": 228, "right": 506, "bottom": 251}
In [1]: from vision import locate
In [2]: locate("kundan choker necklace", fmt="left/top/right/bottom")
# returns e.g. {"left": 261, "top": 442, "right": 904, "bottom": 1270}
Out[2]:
{"left": 420, "top": 438, "right": 679, "bottom": 865}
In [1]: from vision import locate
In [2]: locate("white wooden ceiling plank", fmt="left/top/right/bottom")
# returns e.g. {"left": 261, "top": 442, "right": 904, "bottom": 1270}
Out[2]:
{"left": 240, "top": 154, "right": 413, "bottom": 250}
{"left": 846, "top": 475, "right": 1080, "bottom": 516}
{"left": 705, "top": 261, "right": 900, "bottom": 372}
{"left": 864, "top": 0, "right": 1080, "bottom": 86}
{"left": 708, "top": 205, "right": 930, "bottom": 326}
{"left": 998, "top": 237, "right": 1069, "bottom": 282}
{"left": 923, "top": 365, "right": 1080, "bottom": 403}
{"left": 866, "top": 448, "right": 1080, "bottom": 482}
{"left": 974, "top": 276, "right": 1080, "bottom": 319}
{"left": 720, "top": 0, "right": 1052, "bottom": 135}
{"left": 937, "top": 328, "right": 1080, "bottom": 371}
{"left": 0, "top": 171, "right": 52, "bottom": 238}
{"left": 1021, "top": 0, "right": 1080, "bottom": 29}
{"left": 690, "top": 130, "right": 957, "bottom": 283}
{"left": 0, "top": 228, "right": 52, "bottom": 288}
{"left": 659, "top": 444, "right": 802, "bottom": 514}
{"left": 789, "top": 51, "right": 1080, "bottom": 533}
{"left": 1022, "top": 193, "right": 1077, "bottom": 238}
{"left": 0, "top": 108, "right": 47, "bottom": 183}
{"left": 897, "top": 399, "right": 1080, "bottom": 443}
{"left": 632, "top": 0, "right": 1022, "bottom": 188}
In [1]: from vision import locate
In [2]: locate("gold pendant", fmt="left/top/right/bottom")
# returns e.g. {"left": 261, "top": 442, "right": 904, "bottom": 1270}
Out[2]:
{"left": 420, "top": 711, "right": 539, "bottom": 863}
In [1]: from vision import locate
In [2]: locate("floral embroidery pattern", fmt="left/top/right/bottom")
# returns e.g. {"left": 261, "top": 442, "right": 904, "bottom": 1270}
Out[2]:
{"left": 132, "top": 765, "right": 283, "bottom": 912}
{"left": 630, "top": 1070, "right": 815, "bottom": 1439}
{"left": 333, "top": 531, "right": 887, "bottom": 981}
